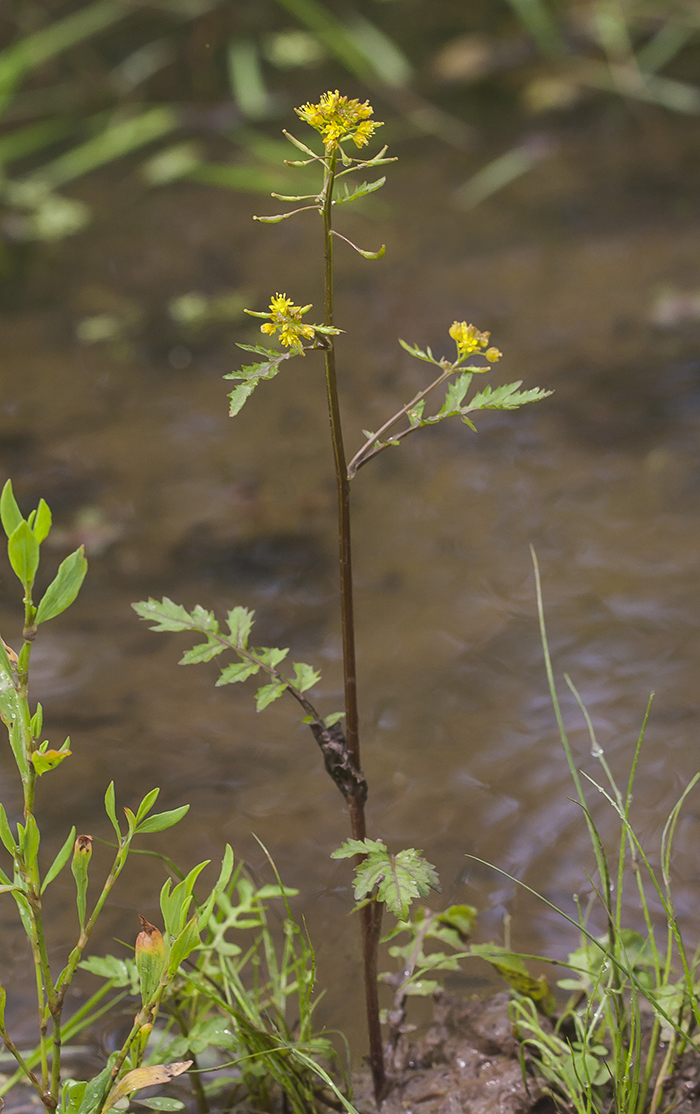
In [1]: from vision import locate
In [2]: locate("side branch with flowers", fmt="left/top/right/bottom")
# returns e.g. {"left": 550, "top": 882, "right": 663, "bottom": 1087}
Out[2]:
{"left": 134, "top": 89, "right": 550, "bottom": 1103}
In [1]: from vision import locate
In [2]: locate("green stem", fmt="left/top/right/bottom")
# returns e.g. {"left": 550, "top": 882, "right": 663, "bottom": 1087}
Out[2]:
{"left": 320, "top": 147, "right": 386, "bottom": 1103}
{"left": 0, "top": 1021, "right": 54, "bottom": 1109}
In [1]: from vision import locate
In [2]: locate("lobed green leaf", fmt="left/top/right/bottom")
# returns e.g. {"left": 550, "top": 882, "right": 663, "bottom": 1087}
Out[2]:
{"left": 255, "top": 680, "right": 288, "bottom": 711}
{"left": 216, "top": 661, "right": 260, "bottom": 686}
{"left": 179, "top": 640, "right": 226, "bottom": 665}
{"left": 226, "top": 606, "right": 255, "bottom": 647}
{"left": 132, "top": 597, "right": 194, "bottom": 632}
{"left": 292, "top": 662, "right": 321, "bottom": 693}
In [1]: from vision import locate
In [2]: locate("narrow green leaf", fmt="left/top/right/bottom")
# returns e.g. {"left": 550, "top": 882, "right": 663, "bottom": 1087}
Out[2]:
{"left": 136, "top": 805, "right": 189, "bottom": 835}
{"left": 71, "top": 834, "right": 93, "bottom": 931}
{"left": 104, "top": 782, "right": 120, "bottom": 838}
{"left": 136, "top": 1101, "right": 185, "bottom": 1111}
{"left": 398, "top": 338, "right": 441, "bottom": 365}
{"left": 29, "top": 703, "right": 43, "bottom": 738}
{"left": 135, "top": 788, "right": 160, "bottom": 825}
{"left": 0, "top": 480, "right": 22, "bottom": 538}
{"left": 465, "top": 382, "right": 552, "bottom": 412}
{"left": 41, "top": 825, "right": 76, "bottom": 893}
{"left": 179, "top": 641, "right": 226, "bottom": 665}
{"left": 227, "top": 382, "right": 258, "bottom": 416}
{"left": 0, "top": 804, "right": 16, "bottom": 855}
{"left": 35, "top": 546, "right": 87, "bottom": 623}
{"left": 255, "top": 680, "right": 287, "bottom": 711}
{"left": 8, "top": 520, "right": 40, "bottom": 590}
{"left": 216, "top": 661, "right": 260, "bottom": 686}
{"left": 33, "top": 499, "right": 52, "bottom": 543}
{"left": 226, "top": 606, "right": 255, "bottom": 647}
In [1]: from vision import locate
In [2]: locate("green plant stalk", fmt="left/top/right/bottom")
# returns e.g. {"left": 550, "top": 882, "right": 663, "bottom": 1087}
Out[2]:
{"left": 320, "top": 148, "right": 385, "bottom": 1102}
{"left": 0, "top": 1017, "right": 50, "bottom": 1107}
{"left": 0, "top": 983, "right": 126, "bottom": 1097}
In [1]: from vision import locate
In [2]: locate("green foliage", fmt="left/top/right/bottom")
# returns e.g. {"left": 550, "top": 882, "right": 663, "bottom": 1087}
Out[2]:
{"left": 35, "top": 548, "right": 88, "bottom": 625}
{"left": 132, "top": 597, "right": 324, "bottom": 722}
{"left": 224, "top": 345, "right": 297, "bottom": 416}
{"left": 332, "top": 838, "right": 441, "bottom": 919}
{"left": 381, "top": 904, "right": 476, "bottom": 998}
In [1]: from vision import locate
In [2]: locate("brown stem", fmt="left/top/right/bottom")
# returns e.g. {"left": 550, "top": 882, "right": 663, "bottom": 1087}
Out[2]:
{"left": 321, "top": 150, "right": 386, "bottom": 1103}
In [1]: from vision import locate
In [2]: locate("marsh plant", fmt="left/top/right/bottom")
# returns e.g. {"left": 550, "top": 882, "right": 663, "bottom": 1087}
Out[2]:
{"left": 134, "top": 88, "right": 550, "bottom": 1101}
{"left": 0, "top": 484, "right": 353, "bottom": 1114}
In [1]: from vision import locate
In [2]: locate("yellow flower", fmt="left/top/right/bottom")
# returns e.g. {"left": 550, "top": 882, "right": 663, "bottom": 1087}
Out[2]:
{"left": 295, "top": 90, "right": 383, "bottom": 151}
{"left": 258, "top": 293, "right": 316, "bottom": 353}
{"left": 448, "top": 321, "right": 500, "bottom": 363}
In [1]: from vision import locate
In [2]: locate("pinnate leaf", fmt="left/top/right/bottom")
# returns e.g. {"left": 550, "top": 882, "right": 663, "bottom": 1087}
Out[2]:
{"left": 334, "top": 177, "right": 386, "bottom": 206}
{"left": 465, "top": 382, "right": 552, "bottom": 412}
{"left": 332, "top": 838, "right": 440, "bottom": 919}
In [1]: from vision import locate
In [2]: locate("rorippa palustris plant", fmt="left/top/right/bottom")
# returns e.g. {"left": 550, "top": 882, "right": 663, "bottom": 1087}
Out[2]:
{"left": 134, "top": 90, "right": 551, "bottom": 1101}
{"left": 0, "top": 480, "right": 234, "bottom": 1114}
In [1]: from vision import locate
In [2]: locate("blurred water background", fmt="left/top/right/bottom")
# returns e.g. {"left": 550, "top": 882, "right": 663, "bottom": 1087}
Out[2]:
{"left": 1, "top": 0, "right": 700, "bottom": 1064}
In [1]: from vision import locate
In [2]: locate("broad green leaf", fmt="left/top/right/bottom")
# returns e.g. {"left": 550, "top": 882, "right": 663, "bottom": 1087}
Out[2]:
{"left": 132, "top": 597, "right": 193, "bottom": 632}
{"left": 0, "top": 480, "right": 22, "bottom": 538}
{"left": 75, "top": 1060, "right": 113, "bottom": 1114}
{"left": 226, "top": 606, "right": 255, "bottom": 647}
{"left": 41, "top": 826, "right": 76, "bottom": 892}
{"left": 404, "top": 979, "right": 440, "bottom": 996}
{"left": 216, "top": 661, "right": 260, "bottom": 686}
{"left": 103, "top": 1063, "right": 193, "bottom": 1112}
{"left": 136, "top": 805, "right": 189, "bottom": 835}
{"left": 292, "top": 662, "right": 321, "bottom": 692}
{"left": 160, "top": 860, "right": 209, "bottom": 937}
{"left": 255, "top": 680, "right": 287, "bottom": 711}
{"left": 35, "top": 546, "right": 87, "bottom": 623}
{"left": 32, "top": 746, "right": 71, "bottom": 776}
{"left": 398, "top": 338, "right": 440, "bottom": 365}
{"left": 179, "top": 640, "right": 226, "bottom": 665}
{"left": 334, "top": 176, "right": 385, "bottom": 206}
{"left": 8, "top": 520, "right": 40, "bottom": 589}
{"left": 33, "top": 498, "right": 52, "bottom": 543}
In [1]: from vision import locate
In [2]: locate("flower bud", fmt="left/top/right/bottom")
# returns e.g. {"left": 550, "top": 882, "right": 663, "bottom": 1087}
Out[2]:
{"left": 71, "top": 835, "right": 93, "bottom": 931}
{"left": 135, "top": 915, "right": 166, "bottom": 1006}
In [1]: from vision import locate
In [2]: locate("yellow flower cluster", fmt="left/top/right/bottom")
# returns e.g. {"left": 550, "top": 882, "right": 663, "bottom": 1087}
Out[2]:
{"left": 295, "top": 90, "right": 382, "bottom": 151}
{"left": 449, "top": 321, "right": 501, "bottom": 364}
{"left": 260, "top": 294, "right": 316, "bottom": 352}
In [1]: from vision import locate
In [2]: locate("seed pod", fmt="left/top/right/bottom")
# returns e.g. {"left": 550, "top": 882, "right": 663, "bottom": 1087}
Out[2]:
{"left": 135, "top": 915, "right": 166, "bottom": 1006}
{"left": 71, "top": 834, "right": 92, "bottom": 931}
